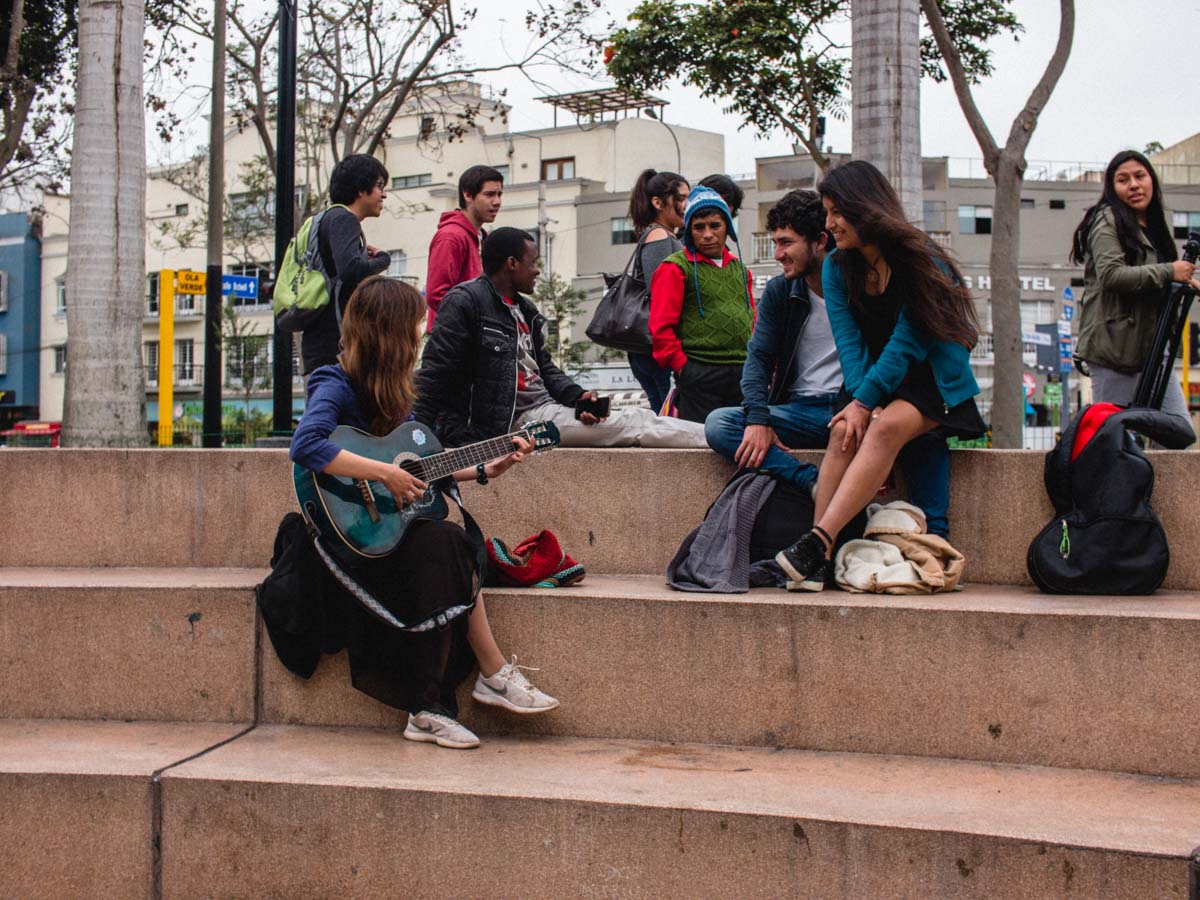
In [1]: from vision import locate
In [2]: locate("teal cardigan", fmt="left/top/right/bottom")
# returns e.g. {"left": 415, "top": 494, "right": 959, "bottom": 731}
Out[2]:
{"left": 822, "top": 249, "right": 980, "bottom": 410}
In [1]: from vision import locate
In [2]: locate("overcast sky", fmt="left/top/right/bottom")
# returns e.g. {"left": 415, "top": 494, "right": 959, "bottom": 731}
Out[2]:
{"left": 458, "top": 0, "right": 1200, "bottom": 174}
{"left": 155, "top": 1, "right": 1200, "bottom": 174}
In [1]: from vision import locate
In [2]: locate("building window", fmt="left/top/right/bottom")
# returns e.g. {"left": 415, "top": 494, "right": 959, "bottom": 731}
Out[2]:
{"left": 227, "top": 262, "right": 271, "bottom": 307}
{"left": 493, "top": 165, "right": 510, "bottom": 182}
{"left": 53, "top": 344, "right": 67, "bottom": 375}
{"left": 145, "top": 273, "right": 158, "bottom": 315}
{"left": 391, "top": 173, "right": 432, "bottom": 190}
{"left": 176, "top": 291, "right": 198, "bottom": 315}
{"left": 386, "top": 251, "right": 407, "bottom": 277}
{"left": 145, "top": 341, "right": 159, "bottom": 385}
{"left": 55, "top": 278, "right": 67, "bottom": 315}
{"left": 610, "top": 217, "right": 636, "bottom": 245}
{"left": 1020, "top": 299, "right": 1055, "bottom": 327}
{"left": 225, "top": 335, "right": 271, "bottom": 388}
{"left": 1020, "top": 198, "right": 1036, "bottom": 209}
{"left": 958, "top": 205, "right": 992, "bottom": 235}
{"left": 175, "top": 203, "right": 189, "bottom": 216}
{"left": 176, "top": 338, "right": 195, "bottom": 383}
{"left": 419, "top": 116, "right": 435, "bottom": 140}
{"left": 1173, "top": 211, "right": 1200, "bottom": 239}
{"left": 1049, "top": 199, "right": 1066, "bottom": 210}
{"left": 541, "top": 157, "right": 575, "bottom": 181}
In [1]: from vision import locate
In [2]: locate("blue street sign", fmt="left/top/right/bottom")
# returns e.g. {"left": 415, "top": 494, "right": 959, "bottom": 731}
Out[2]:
{"left": 222, "top": 274, "right": 259, "bottom": 299}
{"left": 1063, "top": 304, "right": 1074, "bottom": 322}
{"left": 1060, "top": 359, "right": 1073, "bottom": 374}
{"left": 1063, "top": 286, "right": 1074, "bottom": 302}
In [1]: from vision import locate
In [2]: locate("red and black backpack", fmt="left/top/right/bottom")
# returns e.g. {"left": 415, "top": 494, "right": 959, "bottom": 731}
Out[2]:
{"left": 1027, "top": 403, "right": 1193, "bottom": 594}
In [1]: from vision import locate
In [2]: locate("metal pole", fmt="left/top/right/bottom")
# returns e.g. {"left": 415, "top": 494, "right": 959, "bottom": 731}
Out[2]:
{"left": 271, "top": 0, "right": 297, "bottom": 435}
{"left": 157, "top": 271, "right": 175, "bottom": 447}
{"left": 202, "top": 0, "right": 226, "bottom": 448}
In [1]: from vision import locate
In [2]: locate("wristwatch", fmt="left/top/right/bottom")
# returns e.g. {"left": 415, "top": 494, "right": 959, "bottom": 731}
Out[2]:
{"left": 475, "top": 463, "right": 488, "bottom": 485}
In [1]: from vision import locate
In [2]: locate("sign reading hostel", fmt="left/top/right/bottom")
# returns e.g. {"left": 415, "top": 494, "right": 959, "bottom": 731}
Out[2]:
{"left": 176, "top": 270, "right": 207, "bottom": 295}
{"left": 222, "top": 274, "right": 259, "bottom": 300}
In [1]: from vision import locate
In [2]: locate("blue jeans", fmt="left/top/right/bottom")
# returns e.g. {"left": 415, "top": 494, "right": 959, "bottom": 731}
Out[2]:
{"left": 705, "top": 395, "right": 836, "bottom": 491}
{"left": 705, "top": 396, "right": 952, "bottom": 537}
{"left": 628, "top": 351, "right": 672, "bottom": 414}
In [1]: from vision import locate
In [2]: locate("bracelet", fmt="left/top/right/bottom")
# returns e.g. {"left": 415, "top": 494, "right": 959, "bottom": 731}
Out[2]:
{"left": 475, "top": 463, "right": 488, "bottom": 485}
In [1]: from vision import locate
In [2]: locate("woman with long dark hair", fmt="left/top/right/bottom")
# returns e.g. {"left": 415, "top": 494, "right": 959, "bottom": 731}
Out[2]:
{"left": 285, "top": 276, "right": 558, "bottom": 749}
{"left": 627, "top": 168, "right": 690, "bottom": 412}
{"left": 775, "top": 160, "right": 985, "bottom": 591}
{"left": 1071, "top": 150, "right": 1199, "bottom": 424}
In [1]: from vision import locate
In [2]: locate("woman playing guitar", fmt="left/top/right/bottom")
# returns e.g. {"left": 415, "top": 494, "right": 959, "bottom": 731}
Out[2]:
{"left": 287, "top": 275, "right": 557, "bottom": 749}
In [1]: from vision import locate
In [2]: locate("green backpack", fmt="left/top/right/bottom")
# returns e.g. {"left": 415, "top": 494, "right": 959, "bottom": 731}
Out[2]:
{"left": 272, "top": 204, "right": 352, "bottom": 333}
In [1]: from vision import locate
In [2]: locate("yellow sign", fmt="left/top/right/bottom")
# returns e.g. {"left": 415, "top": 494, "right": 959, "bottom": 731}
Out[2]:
{"left": 176, "top": 269, "right": 207, "bottom": 295}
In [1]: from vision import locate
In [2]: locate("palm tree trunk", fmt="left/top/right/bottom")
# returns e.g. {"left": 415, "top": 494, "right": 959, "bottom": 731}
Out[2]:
{"left": 62, "top": 0, "right": 148, "bottom": 446}
{"left": 851, "top": 0, "right": 923, "bottom": 224}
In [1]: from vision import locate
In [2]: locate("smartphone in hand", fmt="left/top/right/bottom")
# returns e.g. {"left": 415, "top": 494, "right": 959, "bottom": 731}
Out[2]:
{"left": 574, "top": 395, "right": 611, "bottom": 420}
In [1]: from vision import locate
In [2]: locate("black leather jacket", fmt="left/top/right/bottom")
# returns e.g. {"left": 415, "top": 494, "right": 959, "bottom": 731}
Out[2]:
{"left": 414, "top": 275, "right": 584, "bottom": 446}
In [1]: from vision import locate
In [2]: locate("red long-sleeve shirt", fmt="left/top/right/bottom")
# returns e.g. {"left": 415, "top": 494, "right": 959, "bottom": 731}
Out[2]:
{"left": 649, "top": 247, "right": 755, "bottom": 372}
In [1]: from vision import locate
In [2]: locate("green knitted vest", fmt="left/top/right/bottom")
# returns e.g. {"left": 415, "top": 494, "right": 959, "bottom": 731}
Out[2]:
{"left": 664, "top": 250, "right": 753, "bottom": 366}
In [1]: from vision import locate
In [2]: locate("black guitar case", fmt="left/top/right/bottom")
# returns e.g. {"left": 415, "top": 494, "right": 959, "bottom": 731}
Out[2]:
{"left": 1027, "top": 403, "right": 1194, "bottom": 594}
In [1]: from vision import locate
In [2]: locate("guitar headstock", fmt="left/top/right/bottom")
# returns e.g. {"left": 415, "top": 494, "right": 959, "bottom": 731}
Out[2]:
{"left": 521, "top": 420, "right": 561, "bottom": 454}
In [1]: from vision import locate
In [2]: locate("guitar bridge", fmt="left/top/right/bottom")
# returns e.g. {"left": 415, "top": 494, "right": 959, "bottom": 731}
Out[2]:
{"left": 355, "top": 479, "right": 381, "bottom": 523}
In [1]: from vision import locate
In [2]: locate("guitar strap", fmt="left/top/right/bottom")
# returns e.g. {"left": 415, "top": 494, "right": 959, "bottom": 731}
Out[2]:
{"left": 301, "top": 479, "right": 489, "bottom": 633}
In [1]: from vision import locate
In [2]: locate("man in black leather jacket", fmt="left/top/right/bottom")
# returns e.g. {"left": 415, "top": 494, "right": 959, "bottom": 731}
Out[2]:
{"left": 415, "top": 228, "right": 706, "bottom": 449}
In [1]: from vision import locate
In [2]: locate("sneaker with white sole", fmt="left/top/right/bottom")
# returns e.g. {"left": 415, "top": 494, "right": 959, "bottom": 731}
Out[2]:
{"left": 472, "top": 658, "right": 560, "bottom": 714}
{"left": 403, "top": 711, "right": 480, "bottom": 749}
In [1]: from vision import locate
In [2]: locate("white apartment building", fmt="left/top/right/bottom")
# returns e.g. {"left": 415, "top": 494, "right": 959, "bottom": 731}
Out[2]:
{"left": 38, "top": 83, "right": 724, "bottom": 426}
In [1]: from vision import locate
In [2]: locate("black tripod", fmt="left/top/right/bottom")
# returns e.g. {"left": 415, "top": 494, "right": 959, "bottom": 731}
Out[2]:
{"left": 1131, "top": 231, "right": 1200, "bottom": 409}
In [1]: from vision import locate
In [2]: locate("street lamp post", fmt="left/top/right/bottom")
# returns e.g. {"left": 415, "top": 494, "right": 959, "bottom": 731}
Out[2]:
{"left": 642, "top": 107, "right": 680, "bottom": 172}
{"left": 271, "top": 0, "right": 297, "bottom": 435}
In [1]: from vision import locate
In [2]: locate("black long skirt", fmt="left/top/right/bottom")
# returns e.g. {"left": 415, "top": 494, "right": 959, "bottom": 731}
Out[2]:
{"left": 336, "top": 518, "right": 479, "bottom": 717}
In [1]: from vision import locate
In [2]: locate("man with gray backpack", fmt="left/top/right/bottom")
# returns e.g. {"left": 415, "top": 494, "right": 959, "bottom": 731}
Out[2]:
{"left": 274, "top": 154, "right": 392, "bottom": 374}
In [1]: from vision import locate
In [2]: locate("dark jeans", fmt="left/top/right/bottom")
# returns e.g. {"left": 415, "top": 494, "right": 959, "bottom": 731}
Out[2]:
{"left": 676, "top": 360, "right": 743, "bottom": 424}
{"left": 628, "top": 351, "right": 672, "bottom": 413}
{"left": 705, "top": 394, "right": 836, "bottom": 490}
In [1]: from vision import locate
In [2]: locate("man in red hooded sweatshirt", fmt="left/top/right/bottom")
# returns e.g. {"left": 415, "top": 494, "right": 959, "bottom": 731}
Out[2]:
{"left": 425, "top": 164, "right": 504, "bottom": 330}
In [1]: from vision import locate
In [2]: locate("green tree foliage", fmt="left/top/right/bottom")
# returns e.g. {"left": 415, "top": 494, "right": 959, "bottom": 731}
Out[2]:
{"left": 606, "top": 0, "right": 1021, "bottom": 171}
{"left": 532, "top": 272, "right": 616, "bottom": 375}
{"left": 222, "top": 298, "right": 273, "bottom": 446}
{"left": 0, "top": 0, "right": 78, "bottom": 195}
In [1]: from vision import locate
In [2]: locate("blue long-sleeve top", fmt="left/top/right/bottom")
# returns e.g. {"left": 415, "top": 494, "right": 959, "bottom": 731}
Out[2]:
{"left": 822, "top": 250, "right": 980, "bottom": 410}
{"left": 289, "top": 365, "right": 412, "bottom": 472}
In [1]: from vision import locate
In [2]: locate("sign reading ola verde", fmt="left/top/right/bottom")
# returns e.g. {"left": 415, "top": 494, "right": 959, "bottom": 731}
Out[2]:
{"left": 176, "top": 270, "right": 207, "bottom": 295}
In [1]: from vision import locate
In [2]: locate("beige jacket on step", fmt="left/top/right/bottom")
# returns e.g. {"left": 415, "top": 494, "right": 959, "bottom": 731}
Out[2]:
{"left": 834, "top": 502, "right": 965, "bottom": 594}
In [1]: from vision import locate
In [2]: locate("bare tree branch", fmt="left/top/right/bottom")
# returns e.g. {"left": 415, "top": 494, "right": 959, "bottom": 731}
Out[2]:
{"left": 920, "top": 0, "right": 999, "bottom": 167}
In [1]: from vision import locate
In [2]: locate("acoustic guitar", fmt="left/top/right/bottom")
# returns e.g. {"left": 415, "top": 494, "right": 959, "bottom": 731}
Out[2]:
{"left": 294, "top": 420, "right": 560, "bottom": 558}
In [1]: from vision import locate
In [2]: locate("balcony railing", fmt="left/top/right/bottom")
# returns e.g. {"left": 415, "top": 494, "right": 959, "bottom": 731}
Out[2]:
{"left": 146, "top": 363, "right": 202, "bottom": 387}
{"left": 751, "top": 233, "right": 773, "bottom": 263}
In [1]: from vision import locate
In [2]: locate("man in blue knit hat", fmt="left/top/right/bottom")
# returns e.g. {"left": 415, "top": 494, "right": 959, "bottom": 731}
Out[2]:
{"left": 649, "top": 186, "right": 755, "bottom": 423}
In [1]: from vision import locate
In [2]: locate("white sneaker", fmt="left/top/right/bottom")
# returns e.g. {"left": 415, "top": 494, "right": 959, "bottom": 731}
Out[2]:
{"left": 403, "top": 711, "right": 480, "bottom": 749}
{"left": 472, "top": 657, "right": 560, "bottom": 714}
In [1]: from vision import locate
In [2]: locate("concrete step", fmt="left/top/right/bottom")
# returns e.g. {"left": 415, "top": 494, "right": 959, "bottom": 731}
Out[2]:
{"left": 0, "top": 718, "right": 245, "bottom": 899}
{"left": 0, "top": 567, "right": 259, "bottom": 723}
{"left": 159, "top": 725, "right": 1200, "bottom": 899}
{"left": 265, "top": 575, "right": 1200, "bottom": 778}
{"left": 6, "top": 447, "right": 1200, "bottom": 588}
{"left": 5, "top": 568, "right": 1198, "bottom": 778}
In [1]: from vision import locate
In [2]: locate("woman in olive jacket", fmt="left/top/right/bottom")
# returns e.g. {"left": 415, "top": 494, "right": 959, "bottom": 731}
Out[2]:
{"left": 1072, "top": 150, "right": 1200, "bottom": 425}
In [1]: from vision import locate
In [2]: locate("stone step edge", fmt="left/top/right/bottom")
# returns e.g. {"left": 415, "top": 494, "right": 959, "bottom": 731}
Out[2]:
{"left": 161, "top": 724, "right": 1200, "bottom": 860}
{"left": 5, "top": 568, "right": 1200, "bottom": 621}
{"left": 7, "top": 718, "right": 1200, "bottom": 861}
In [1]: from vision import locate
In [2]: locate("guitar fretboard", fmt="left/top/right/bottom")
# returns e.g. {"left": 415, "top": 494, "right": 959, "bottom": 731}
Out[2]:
{"left": 401, "top": 431, "right": 527, "bottom": 482}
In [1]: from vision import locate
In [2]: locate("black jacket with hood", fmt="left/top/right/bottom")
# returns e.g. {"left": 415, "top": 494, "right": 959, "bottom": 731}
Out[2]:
{"left": 414, "top": 275, "right": 584, "bottom": 446}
